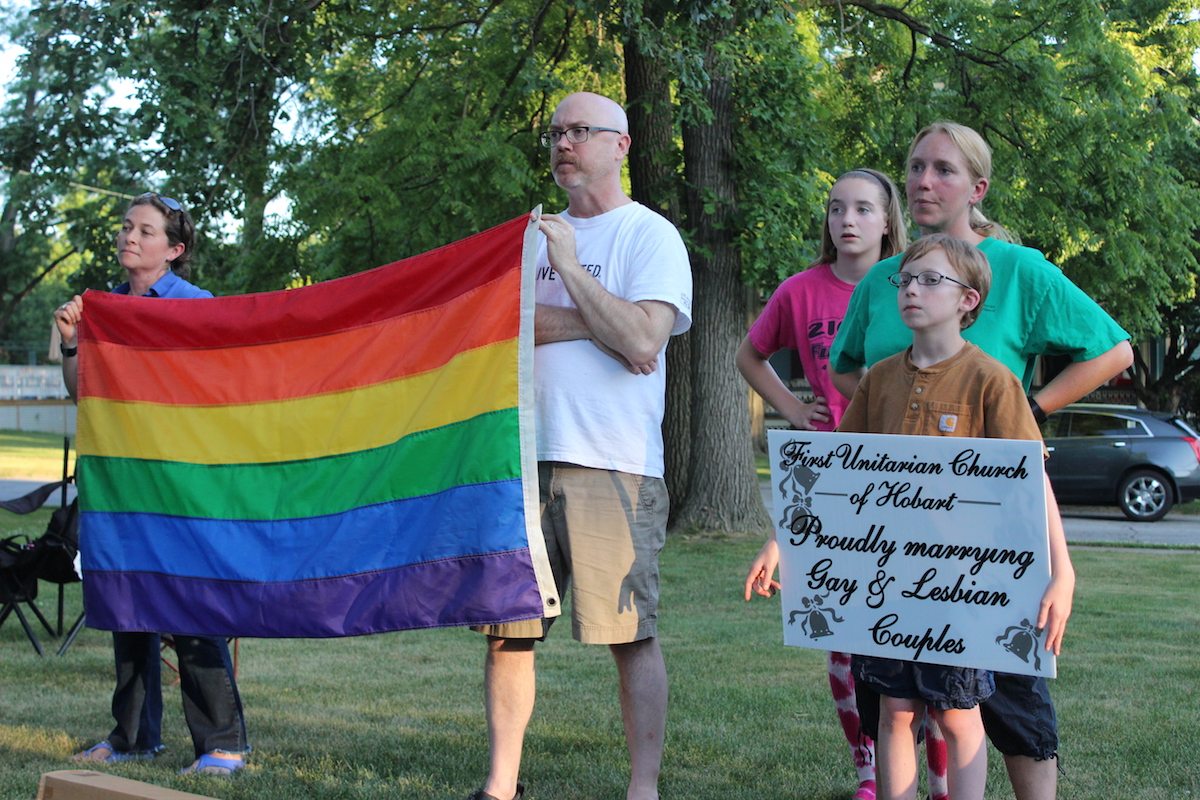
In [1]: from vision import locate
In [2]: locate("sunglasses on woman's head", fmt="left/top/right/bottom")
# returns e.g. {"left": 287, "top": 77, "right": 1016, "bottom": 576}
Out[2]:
{"left": 137, "top": 192, "right": 183, "bottom": 212}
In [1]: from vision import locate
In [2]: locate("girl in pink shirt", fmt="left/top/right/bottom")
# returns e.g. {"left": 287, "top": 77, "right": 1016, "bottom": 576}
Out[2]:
{"left": 737, "top": 170, "right": 906, "bottom": 431}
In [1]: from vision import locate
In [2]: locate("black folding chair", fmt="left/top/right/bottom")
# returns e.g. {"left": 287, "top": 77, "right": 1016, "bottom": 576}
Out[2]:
{"left": 0, "top": 437, "right": 81, "bottom": 657}
{"left": 0, "top": 537, "right": 53, "bottom": 655}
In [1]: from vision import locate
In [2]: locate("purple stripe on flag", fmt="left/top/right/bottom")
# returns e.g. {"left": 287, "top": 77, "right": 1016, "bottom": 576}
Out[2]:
{"left": 82, "top": 549, "right": 545, "bottom": 638}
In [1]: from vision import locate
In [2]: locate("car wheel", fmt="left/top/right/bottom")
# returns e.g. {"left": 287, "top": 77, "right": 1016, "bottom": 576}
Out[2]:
{"left": 1117, "top": 469, "right": 1173, "bottom": 522}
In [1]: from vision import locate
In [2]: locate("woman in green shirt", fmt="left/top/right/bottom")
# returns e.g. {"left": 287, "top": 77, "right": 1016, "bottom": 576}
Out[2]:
{"left": 830, "top": 122, "right": 1132, "bottom": 800}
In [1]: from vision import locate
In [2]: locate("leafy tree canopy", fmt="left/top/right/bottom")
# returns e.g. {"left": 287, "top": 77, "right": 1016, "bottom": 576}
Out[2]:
{"left": 4, "top": 0, "right": 1198, "bottom": 332}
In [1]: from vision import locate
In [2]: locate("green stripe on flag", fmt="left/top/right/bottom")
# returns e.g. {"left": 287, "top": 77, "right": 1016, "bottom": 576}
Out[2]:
{"left": 78, "top": 408, "right": 521, "bottom": 521}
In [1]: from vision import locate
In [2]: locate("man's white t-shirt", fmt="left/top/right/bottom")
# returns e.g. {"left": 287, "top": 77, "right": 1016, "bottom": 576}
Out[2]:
{"left": 534, "top": 202, "right": 692, "bottom": 479}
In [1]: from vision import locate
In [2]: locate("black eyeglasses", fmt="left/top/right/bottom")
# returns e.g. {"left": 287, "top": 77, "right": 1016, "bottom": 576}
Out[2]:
{"left": 539, "top": 126, "right": 622, "bottom": 148}
{"left": 888, "top": 271, "right": 975, "bottom": 291}
{"left": 137, "top": 192, "right": 183, "bottom": 212}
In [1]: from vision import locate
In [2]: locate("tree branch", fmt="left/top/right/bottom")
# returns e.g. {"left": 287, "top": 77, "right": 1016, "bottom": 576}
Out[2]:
{"left": 807, "top": 0, "right": 1024, "bottom": 73}
{"left": 484, "top": 0, "right": 560, "bottom": 127}
{"left": 11, "top": 247, "right": 77, "bottom": 309}
{"left": 901, "top": 25, "right": 916, "bottom": 87}
{"left": 999, "top": 17, "right": 1051, "bottom": 56}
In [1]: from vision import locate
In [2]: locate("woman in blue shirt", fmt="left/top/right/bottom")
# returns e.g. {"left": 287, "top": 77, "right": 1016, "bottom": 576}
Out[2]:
{"left": 55, "top": 192, "right": 249, "bottom": 776}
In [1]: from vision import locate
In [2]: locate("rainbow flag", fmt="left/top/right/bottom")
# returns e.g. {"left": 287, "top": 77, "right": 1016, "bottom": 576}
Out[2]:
{"left": 75, "top": 213, "right": 559, "bottom": 637}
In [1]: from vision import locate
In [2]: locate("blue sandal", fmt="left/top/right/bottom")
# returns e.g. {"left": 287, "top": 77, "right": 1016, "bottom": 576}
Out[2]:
{"left": 71, "top": 741, "right": 155, "bottom": 764}
{"left": 179, "top": 752, "right": 245, "bottom": 776}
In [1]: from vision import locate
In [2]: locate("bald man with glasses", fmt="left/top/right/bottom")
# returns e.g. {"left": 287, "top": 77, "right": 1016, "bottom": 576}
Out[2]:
{"left": 466, "top": 92, "right": 692, "bottom": 800}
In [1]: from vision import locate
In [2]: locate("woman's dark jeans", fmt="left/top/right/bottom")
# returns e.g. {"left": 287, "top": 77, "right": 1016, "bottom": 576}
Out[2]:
{"left": 107, "top": 631, "right": 248, "bottom": 758}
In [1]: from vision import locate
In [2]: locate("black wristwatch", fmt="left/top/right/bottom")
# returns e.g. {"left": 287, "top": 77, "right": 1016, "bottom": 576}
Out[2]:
{"left": 60, "top": 343, "right": 78, "bottom": 358}
{"left": 1028, "top": 396, "right": 1047, "bottom": 425}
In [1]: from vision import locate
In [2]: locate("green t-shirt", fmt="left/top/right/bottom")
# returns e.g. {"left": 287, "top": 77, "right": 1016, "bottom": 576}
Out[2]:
{"left": 829, "top": 237, "right": 1129, "bottom": 390}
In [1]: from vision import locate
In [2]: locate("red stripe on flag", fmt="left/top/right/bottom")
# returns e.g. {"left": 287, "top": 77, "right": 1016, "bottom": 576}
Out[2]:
{"left": 80, "top": 214, "right": 528, "bottom": 349}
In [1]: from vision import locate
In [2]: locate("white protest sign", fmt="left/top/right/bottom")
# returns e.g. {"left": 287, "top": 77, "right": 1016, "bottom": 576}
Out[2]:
{"left": 769, "top": 429, "right": 1055, "bottom": 678}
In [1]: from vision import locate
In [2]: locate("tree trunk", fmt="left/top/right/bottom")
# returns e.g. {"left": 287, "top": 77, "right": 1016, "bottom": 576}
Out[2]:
{"left": 673, "top": 21, "right": 770, "bottom": 532}
{"left": 748, "top": 378, "right": 766, "bottom": 454}
{"left": 624, "top": 25, "right": 694, "bottom": 516}
{"left": 238, "top": 91, "right": 272, "bottom": 258}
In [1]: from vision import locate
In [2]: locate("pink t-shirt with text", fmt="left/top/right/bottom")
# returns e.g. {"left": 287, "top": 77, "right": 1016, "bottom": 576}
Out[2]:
{"left": 747, "top": 263, "right": 857, "bottom": 431}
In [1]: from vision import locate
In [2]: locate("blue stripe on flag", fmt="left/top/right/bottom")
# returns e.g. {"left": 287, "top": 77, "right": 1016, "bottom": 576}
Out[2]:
{"left": 81, "top": 479, "right": 527, "bottom": 582}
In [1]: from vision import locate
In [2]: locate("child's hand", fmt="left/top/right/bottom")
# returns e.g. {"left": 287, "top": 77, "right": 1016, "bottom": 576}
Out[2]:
{"left": 744, "top": 535, "right": 782, "bottom": 600}
{"left": 1036, "top": 570, "right": 1075, "bottom": 655}
{"left": 784, "top": 395, "right": 831, "bottom": 431}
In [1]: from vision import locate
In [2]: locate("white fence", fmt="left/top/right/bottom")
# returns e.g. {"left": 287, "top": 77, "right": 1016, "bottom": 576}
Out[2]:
{"left": 0, "top": 366, "right": 69, "bottom": 400}
{"left": 0, "top": 401, "right": 76, "bottom": 435}
{"left": 0, "top": 366, "right": 74, "bottom": 434}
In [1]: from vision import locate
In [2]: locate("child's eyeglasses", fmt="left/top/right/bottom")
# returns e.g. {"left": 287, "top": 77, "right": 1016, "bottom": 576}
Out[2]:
{"left": 888, "top": 271, "right": 975, "bottom": 291}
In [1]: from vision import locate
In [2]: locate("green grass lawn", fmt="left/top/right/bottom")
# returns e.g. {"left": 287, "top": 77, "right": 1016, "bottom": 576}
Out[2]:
{"left": 2, "top": 540, "right": 1198, "bottom": 800}
{"left": 0, "top": 430, "right": 75, "bottom": 480}
{"left": 4, "top": 434, "right": 1198, "bottom": 798}
{"left": 0, "top": 430, "right": 73, "bottom": 541}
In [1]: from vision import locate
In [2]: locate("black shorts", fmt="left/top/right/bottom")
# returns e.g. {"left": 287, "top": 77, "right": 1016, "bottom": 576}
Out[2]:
{"left": 854, "top": 656, "right": 994, "bottom": 710}
{"left": 854, "top": 660, "right": 1058, "bottom": 760}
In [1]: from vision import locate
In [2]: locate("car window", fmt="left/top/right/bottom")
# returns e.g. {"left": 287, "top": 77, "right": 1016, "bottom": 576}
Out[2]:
{"left": 1039, "top": 415, "right": 1064, "bottom": 438}
{"left": 1066, "top": 412, "right": 1148, "bottom": 438}
{"left": 1170, "top": 416, "right": 1200, "bottom": 438}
